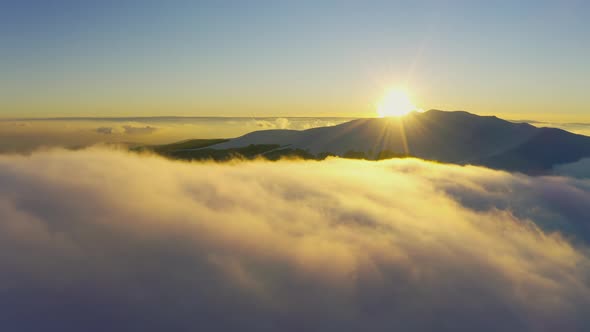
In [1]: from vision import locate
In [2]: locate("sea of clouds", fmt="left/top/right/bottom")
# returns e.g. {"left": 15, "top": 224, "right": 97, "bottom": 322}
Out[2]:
{"left": 1, "top": 148, "right": 589, "bottom": 331}
{"left": 0, "top": 117, "right": 350, "bottom": 153}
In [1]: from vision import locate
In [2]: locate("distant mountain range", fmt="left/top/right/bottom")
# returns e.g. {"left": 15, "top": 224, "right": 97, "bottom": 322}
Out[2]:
{"left": 151, "top": 110, "right": 590, "bottom": 174}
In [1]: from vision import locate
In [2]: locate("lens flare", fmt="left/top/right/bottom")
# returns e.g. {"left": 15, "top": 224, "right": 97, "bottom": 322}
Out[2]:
{"left": 377, "top": 89, "right": 418, "bottom": 117}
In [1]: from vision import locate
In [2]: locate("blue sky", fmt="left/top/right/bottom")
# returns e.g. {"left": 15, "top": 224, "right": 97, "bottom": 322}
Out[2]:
{"left": 1, "top": 0, "right": 589, "bottom": 119}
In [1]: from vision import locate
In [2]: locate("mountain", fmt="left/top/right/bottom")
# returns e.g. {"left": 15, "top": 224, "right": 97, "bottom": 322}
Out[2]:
{"left": 171, "top": 110, "right": 590, "bottom": 173}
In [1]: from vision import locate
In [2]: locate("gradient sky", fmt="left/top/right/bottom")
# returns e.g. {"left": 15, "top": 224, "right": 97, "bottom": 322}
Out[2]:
{"left": 1, "top": 0, "right": 589, "bottom": 119}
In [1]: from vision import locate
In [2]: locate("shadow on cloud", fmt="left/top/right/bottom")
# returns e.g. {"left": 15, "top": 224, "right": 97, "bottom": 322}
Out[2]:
{"left": 554, "top": 158, "right": 590, "bottom": 179}
{"left": 0, "top": 149, "right": 589, "bottom": 331}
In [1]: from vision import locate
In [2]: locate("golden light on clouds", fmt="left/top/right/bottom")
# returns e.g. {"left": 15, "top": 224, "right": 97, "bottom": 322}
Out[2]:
{"left": 0, "top": 148, "right": 589, "bottom": 330}
{"left": 0, "top": 149, "right": 589, "bottom": 331}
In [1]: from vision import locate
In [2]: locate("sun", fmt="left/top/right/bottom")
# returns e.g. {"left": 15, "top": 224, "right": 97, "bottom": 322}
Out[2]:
{"left": 376, "top": 89, "right": 417, "bottom": 117}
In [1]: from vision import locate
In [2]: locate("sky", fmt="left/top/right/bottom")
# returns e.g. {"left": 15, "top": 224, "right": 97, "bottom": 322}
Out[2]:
{"left": 1, "top": 0, "right": 589, "bottom": 119}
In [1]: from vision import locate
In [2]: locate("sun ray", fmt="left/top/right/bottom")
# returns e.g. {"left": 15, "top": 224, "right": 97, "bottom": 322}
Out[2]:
{"left": 398, "top": 118, "right": 410, "bottom": 156}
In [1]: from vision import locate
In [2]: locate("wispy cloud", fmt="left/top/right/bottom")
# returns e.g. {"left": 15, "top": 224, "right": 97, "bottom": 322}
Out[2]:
{"left": 554, "top": 158, "right": 590, "bottom": 179}
{"left": 0, "top": 149, "right": 588, "bottom": 331}
{"left": 0, "top": 117, "right": 353, "bottom": 153}
{"left": 95, "top": 126, "right": 114, "bottom": 135}
{"left": 525, "top": 120, "right": 590, "bottom": 136}
{"left": 122, "top": 125, "right": 158, "bottom": 135}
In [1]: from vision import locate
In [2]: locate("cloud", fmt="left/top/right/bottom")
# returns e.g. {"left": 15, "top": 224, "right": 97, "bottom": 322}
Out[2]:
{"left": 525, "top": 120, "right": 590, "bottom": 136}
{"left": 554, "top": 158, "right": 590, "bottom": 179}
{"left": 122, "top": 125, "right": 158, "bottom": 135}
{"left": 96, "top": 125, "right": 157, "bottom": 136}
{"left": 275, "top": 117, "right": 290, "bottom": 129}
{"left": 95, "top": 126, "right": 114, "bottom": 135}
{"left": 9, "top": 122, "right": 30, "bottom": 127}
{"left": 0, "top": 149, "right": 589, "bottom": 331}
{"left": 254, "top": 118, "right": 291, "bottom": 129}
{"left": 252, "top": 118, "right": 341, "bottom": 130}
{"left": 0, "top": 118, "right": 354, "bottom": 154}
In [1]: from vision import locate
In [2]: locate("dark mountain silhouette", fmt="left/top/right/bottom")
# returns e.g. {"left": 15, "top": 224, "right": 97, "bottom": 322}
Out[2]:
{"left": 480, "top": 127, "right": 590, "bottom": 173}
{"left": 185, "top": 110, "right": 590, "bottom": 173}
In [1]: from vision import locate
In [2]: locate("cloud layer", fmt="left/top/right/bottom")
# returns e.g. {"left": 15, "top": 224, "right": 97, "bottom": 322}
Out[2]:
{"left": 555, "top": 158, "right": 590, "bottom": 179}
{"left": 0, "top": 117, "right": 352, "bottom": 153}
{"left": 0, "top": 149, "right": 589, "bottom": 331}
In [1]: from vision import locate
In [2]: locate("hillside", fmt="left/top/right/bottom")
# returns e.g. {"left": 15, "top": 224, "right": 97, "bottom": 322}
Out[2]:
{"left": 148, "top": 110, "right": 590, "bottom": 173}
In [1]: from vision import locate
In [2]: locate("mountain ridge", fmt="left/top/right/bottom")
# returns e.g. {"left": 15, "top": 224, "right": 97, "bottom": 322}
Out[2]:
{"left": 156, "top": 110, "right": 590, "bottom": 174}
